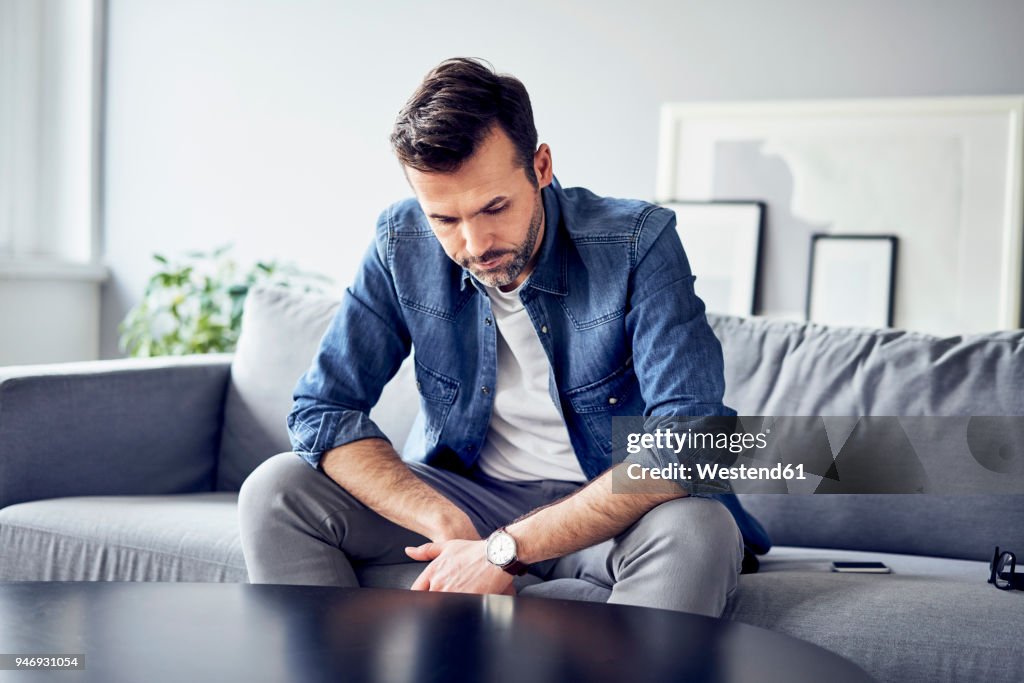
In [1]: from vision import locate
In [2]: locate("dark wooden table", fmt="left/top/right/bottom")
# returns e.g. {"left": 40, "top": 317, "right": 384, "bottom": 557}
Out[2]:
{"left": 0, "top": 582, "right": 874, "bottom": 682}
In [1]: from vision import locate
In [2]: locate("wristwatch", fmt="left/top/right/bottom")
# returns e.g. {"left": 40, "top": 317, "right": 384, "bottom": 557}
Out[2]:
{"left": 485, "top": 527, "right": 528, "bottom": 576}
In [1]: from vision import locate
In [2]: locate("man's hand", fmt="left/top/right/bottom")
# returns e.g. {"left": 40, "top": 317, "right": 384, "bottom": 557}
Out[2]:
{"left": 405, "top": 540, "right": 516, "bottom": 596}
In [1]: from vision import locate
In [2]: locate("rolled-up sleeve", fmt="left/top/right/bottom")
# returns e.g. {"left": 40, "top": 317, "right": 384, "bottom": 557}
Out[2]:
{"left": 287, "top": 209, "right": 411, "bottom": 470}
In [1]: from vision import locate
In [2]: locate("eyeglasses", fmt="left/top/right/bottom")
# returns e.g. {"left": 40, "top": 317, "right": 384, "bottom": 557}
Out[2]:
{"left": 988, "top": 547, "right": 1024, "bottom": 591}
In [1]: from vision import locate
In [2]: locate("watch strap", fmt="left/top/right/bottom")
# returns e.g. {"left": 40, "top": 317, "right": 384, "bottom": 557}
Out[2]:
{"left": 501, "top": 558, "right": 529, "bottom": 576}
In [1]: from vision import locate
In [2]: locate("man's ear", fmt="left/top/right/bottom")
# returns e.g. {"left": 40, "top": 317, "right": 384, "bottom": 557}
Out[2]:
{"left": 533, "top": 143, "right": 553, "bottom": 188}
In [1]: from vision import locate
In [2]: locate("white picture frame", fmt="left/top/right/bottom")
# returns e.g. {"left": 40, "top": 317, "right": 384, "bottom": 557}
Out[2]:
{"left": 661, "top": 201, "right": 763, "bottom": 316}
{"left": 656, "top": 96, "right": 1024, "bottom": 335}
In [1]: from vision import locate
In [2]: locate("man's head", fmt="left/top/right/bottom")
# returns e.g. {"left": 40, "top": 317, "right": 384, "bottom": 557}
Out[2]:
{"left": 390, "top": 58, "right": 552, "bottom": 291}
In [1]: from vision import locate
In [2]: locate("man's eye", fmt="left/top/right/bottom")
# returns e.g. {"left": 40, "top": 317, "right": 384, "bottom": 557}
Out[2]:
{"left": 483, "top": 205, "right": 507, "bottom": 216}
{"left": 435, "top": 217, "right": 457, "bottom": 226}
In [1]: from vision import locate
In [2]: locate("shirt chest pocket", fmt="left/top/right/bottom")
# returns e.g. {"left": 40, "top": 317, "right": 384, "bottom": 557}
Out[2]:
{"left": 414, "top": 359, "right": 459, "bottom": 445}
{"left": 566, "top": 359, "right": 643, "bottom": 454}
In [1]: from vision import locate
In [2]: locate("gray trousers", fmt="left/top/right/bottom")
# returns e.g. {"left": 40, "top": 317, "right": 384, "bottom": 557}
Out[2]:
{"left": 238, "top": 452, "right": 744, "bottom": 617}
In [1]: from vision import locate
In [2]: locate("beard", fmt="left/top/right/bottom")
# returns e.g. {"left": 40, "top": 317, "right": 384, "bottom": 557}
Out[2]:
{"left": 463, "top": 192, "right": 543, "bottom": 290}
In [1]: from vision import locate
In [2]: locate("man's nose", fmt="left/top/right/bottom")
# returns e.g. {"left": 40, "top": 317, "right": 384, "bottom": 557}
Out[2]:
{"left": 462, "top": 220, "right": 495, "bottom": 260}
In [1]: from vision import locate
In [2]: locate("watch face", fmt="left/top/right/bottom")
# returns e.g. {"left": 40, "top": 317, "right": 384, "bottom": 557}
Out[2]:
{"left": 486, "top": 531, "right": 516, "bottom": 566}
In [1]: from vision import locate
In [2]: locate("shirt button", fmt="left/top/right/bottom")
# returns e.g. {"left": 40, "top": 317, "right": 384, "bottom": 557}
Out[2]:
{"left": 485, "top": 317, "right": 493, "bottom": 326}
{"left": 540, "top": 325, "right": 548, "bottom": 334}
{"left": 608, "top": 397, "right": 618, "bottom": 405}
{"left": 481, "top": 386, "right": 491, "bottom": 395}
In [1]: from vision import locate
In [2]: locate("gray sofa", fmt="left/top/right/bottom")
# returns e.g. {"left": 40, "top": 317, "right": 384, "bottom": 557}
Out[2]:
{"left": 2, "top": 285, "right": 1022, "bottom": 683}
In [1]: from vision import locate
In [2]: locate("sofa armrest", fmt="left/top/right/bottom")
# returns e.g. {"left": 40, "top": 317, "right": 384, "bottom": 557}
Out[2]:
{"left": 0, "top": 354, "right": 233, "bottom": 508}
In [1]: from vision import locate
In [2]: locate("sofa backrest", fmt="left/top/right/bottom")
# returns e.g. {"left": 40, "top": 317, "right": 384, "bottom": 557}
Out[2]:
{"left": 215, "top": 286, "right": 418, "bottom": 491}
{"left": 709, "top": 314, "right": 1024, "bottom": 560}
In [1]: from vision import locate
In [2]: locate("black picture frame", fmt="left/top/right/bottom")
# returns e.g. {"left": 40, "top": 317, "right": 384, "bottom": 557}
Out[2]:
{"left": 806, "top": 234, "right": 898, "bottom": 328}
{"left": 659, "top": 199, "right": 767, "bottom": 316}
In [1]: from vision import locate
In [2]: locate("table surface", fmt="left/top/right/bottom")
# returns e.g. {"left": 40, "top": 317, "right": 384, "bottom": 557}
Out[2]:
{"left": 0, "top": 582, "right": 874, "bottom": 683}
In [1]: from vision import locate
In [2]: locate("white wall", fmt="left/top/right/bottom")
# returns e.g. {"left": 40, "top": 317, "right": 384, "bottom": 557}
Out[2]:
{"left": 100, "top": 0, "right": 1024, "bottom": 357}
{"left": 0, "top": 263, "right": 106, "bottom": 364}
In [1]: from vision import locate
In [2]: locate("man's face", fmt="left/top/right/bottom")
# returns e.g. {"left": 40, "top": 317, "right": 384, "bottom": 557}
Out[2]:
{"left": 405, "top": 126, "right": 552, "bottom": 291}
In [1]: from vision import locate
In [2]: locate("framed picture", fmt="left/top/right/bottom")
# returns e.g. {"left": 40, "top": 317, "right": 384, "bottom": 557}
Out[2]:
{"left": 661, "top": 200, "right": 764, "bottom": 316}
{"left": 807, "top": 235, "right": 898, "bottom": 328}
{"left": 656, "top": 96, "right": 1024, "bottom": 335}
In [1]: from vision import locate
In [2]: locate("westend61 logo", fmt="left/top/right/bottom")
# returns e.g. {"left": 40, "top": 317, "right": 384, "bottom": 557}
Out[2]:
{"left": 625, "top": 427, "right": 769, "bottom": 455}
{"left": 622, "top": 426, "right": 799, "bottom": 486}
{"left": 612, "top": 416, "right": 1024, "bottom": 494}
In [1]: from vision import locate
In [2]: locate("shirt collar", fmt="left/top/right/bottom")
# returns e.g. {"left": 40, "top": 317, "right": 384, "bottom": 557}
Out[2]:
{"left": 460, "top": 176, "right": 569, "bottom": 296}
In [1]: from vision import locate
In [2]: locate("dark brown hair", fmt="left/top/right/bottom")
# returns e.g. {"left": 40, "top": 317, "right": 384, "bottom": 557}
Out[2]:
{"left": 390, "top": 58, "right": 539, "bottom": 186}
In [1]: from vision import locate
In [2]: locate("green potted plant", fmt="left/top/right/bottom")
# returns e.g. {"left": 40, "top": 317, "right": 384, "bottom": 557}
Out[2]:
{"left": 118, "top": 244, "right": 333, "bottom": 357}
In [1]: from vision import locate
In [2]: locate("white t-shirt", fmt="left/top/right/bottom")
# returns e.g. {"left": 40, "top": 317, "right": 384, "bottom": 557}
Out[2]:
{"left": 476, "top": 280, "right": 587, "bottom": 483}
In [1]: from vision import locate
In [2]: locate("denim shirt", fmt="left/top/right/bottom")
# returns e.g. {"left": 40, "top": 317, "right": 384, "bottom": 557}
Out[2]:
{"left": 287, "top": 177, "right": 771, "bottom": 557}
{"left": 288, "top": 176, "right": 737, "bottom": 476}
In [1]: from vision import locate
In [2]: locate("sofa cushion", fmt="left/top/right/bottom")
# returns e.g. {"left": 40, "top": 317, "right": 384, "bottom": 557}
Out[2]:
{"left": 710, "top": 314, "right": 1024, "bottom": 560}
{"left": 724, "top": 546, "right": 1024, "bottom": 683}
{"left": 708, "top": 314, "right": 1024, "bottom": 416}
{"left": 216, "top": 286, "right": 418, "bottom": 491}
{"left": 0, "top": 493, "right": 248, "bottom": 582}
{"left": 738, "top": 493, "right": 1024, "bottom": 562}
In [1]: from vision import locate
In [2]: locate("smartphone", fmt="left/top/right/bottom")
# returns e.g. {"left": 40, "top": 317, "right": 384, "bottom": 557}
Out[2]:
{"left": 830, "top": 561, "right": 891, "bottom": 573}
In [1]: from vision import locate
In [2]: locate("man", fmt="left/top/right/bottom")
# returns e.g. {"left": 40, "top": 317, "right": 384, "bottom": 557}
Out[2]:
{"left": 239, "top": 57, "right": 768, "bottom": 617}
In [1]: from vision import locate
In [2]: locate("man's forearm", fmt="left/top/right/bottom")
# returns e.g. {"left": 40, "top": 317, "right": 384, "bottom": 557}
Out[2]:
{"left": 506, "top": 464, "right": 686, "bottom": 564}
{"left": 320, "top": 438, "right": 478, "bottom": 542}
